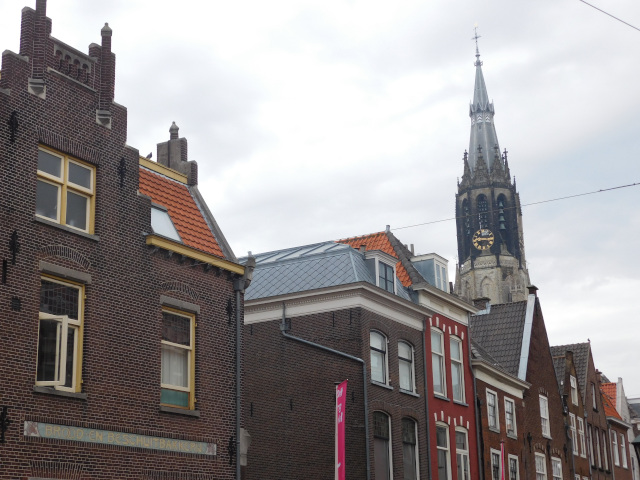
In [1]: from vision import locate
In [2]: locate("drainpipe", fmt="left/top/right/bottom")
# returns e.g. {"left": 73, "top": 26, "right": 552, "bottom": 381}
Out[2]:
{"left": 423, "top": 317, "right": 433, "bottom": 480}
{"left": 234, "top": 255, "right": 256, "bottom": 480}
{"left": 280, "top": 303, "right": 371, "bottom": 480}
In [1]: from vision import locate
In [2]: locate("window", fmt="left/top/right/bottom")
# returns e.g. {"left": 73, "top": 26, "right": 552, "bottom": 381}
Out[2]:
{"left": 456, "top": 428, "right": 470, "bottom": 480}
{"left": 602, "top": 431, "right": 609, "bottom": 470}
{"left": 575, "top": 475, "right": 580, "bottom": 480}
{"left": 613, "top": 430, "right": 620, "bottom": 466}
{"left": 402, "top": 418, "right": 419, "bottom": 480}
{"left": 591, "top": 383, "right": 597, "bottom": 410}
{"left": 508, "top": 455, "right": 519, "bottom": 480}
{"left": 491, "top": 449, "right": 501, "bottom": 480}
{"left": 487, "top": 389, "right": 499, "bottom": 431}
{"left": 431, "top": 329, "right": 446, "bottom": 396}
{"left": 551, "top": 457, "right": 562, "bottom": 480}
{"left": 161, "top": 309, "right": 195, "bottom": 409}
{"left": 379, "top": 262, "right": 395, "bottom": 293}
{"left": 398, "top": 341, "right": 415, "bottom": 393}
{"left": 151, "top": 206, "right": 181, "bottom": 241}
{"left": 374, "top": 412, "right": 391, "bottom": 480}
{"left": 535, "top": 453, "right": 547, "bottom": 480}
{"left": 37, "top": 147, "right": 95, "bottom": 233}
{"left": 436, "top": 424, "right": 451, "bottom": 480}
{"left": 36, "top": 277, "right": 84, "bottom": 392}
{"left": 570, "top": 375, "right": 579, "bottom": 405}
{"left": 595, "top": 428, "right": 602, "bottom": 468}
{"left": 539, "top": 395, "right": 551, "bottom": 437}
{"left": 370, "top": 331, "right": 388, "bottom": 384}
{"left": 588, "top": 425, "right": 596, "bottom": 466}
{"left": 620, "top": 434, "right": 628, "bottom": 468}
{"left": 450, "top": 337, "right": 465, "bottom": 402}
{"left": 570, "top": 413, "right": 578, "bottom": 454}
{"left": 578, "top": 417, "right": 586, "bottom": 457}
{"left": 505, "top": 398, "right": 516, "bottom": 437}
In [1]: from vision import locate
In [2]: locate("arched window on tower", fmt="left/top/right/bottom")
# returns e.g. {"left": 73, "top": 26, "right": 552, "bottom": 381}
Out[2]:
{"left": 477, "top": 195, "right": 489, "bottom": 229}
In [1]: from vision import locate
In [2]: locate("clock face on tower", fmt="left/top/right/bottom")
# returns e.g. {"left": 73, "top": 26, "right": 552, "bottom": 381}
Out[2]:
{"left": 472, "top": 229, "right": 494, "bottom": 251}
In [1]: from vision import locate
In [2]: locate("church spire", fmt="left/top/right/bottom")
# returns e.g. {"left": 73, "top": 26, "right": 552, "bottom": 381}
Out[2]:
{"left": 468, "top": 31, "right": 501, "bottom": 175}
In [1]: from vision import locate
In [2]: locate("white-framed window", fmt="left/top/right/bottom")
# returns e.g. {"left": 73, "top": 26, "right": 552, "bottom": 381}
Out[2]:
{"left": 535, "top": 453, "right": 547, "bottom": 480}
{"left": 431, "top": 329, "right": 446, "bottom": 396}
{"left": 588, "top": 425, "right": 596, "bottom": 466}
{"left": 508, "top": 455, "right": 519, "bottom": 480}
{"left": 36, "top": 276, "right": 84, "bottom": 392}
{"left": 373, "top": 411, "right": 392, "bottom": 480}
{"left": 613, "top": 430, "right": 620, "bottom": 466}
{"left": 370, "top": 331, "right": 388, "bottom": 384}
{"left": 539, "top": 395, "right": 551, "bottom": 438}
{"left": 551, "top": 457, "right": 562, "bottom": 480}
{"left": 398, "top": 341, "right": 415, "bottom": 393}
{"left": 37, "top": 146, "right": 96, "bottom": 233}
{"left": 151, "top": 205, "right": 181, "bottom": 241}
{"left": 161, "top": 308, "right": 195, "bottom": 409}
{"left": 602, "top": 430, "right": 609, "bottom": 470}
{"left": 620, "top": 434, "right": 628, "bottom": 468}
{"left": 450, "top": 337, "right": 465, "bottom": 402}
{"left": 379, "top": 261, "right": 395, "bottom": 293}
{"left": 456, "top": 428, "right": 470, "bottom": 480}
{"left": 570, "top": 413, "right": 578, "bottom": 454}
{"left": 577, "top": 417, "right": 586, "bottom": 457}
{"left": 402, "top": 418, "right": 419, "bottom": 480}
{"left": 487, "top": 389, "right": 499, "bottom": 431}
{"left": 596, "top": 427, "right": 602, "bottom": 468}
{"left": 491, "top": 449, "right": 502, "bottom": 480}
{"left": 591, "top": 383, "right": 597, "bottom": 410}
{"left": 505, "top": 397, "right": 517, "bottom": 437}
{"left": 436, "top": 423, "right": 451, "bottom": 480}
{"left": 575, "top": 475, "right": 580, "bottom": 480}
{"left": 570, "top": 375, "right": 579, "bottom": 406}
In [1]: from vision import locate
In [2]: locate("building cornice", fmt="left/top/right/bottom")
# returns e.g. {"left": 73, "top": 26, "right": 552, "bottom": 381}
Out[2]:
{"left": 139, "top": 157, "right": 188, "bottom": 184}
{"left": 472, "top": 360, "right": 530, "bottom": 398}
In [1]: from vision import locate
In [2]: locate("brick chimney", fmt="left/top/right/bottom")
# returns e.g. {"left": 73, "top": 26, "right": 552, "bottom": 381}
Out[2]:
{"left": 95, "top": 23, "right": 114, "bottom": 128}
{"left": 157, "top": 122, "right": 198, "bottom": 186}
{"left": 473, "top": 297, "right": 490, "bottom": 310}
{"left": 527, "top": 285, "right": 538, "bottom": 296}
{"left": 27, "top": 0, "right": 49, "bottom": 98}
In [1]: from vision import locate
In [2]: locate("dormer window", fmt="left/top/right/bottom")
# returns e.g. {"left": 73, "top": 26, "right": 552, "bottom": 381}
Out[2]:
{"left": 151, "top": 205, "right": 181, "bottom": 242}
{"left": 411, "top": 253, "right": 449, "bottom": 292}
{"left": 379, "top": 262, "right": 395, "bottom": 293}
{"left": 363, "top": 250, "right": 398, "bottom": 295}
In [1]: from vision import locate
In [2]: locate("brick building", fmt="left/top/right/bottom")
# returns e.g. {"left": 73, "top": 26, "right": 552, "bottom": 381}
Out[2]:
{"left": 0, "top": 2, "right": 247, "bottom": 479}
{"left": 601, "top": 385, "right": 633, "bottom": 480}
{"left": 470, "top": 288, "right": 571, "bottom": 480}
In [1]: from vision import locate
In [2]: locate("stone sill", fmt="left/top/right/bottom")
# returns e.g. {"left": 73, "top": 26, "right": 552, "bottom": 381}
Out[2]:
{"left": 35, "top": 216, "right": 100, "bottom": 241}
{"left": 33, "top": 386, "right": 87, "bottom": 400}
{"left": 159, "top": 405, "right": 200, "bottom": 418}
{"left": 371, "top": 381, "right": 393, "bottom": 391}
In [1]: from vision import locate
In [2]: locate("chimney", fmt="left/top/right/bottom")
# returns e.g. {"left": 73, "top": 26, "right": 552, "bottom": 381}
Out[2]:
{"left": 527, "top": 285, "right": 538, "bottom": 296}
{"left": 157, "top": 122, "right": 199, "bottom": 186}
{"left": 27, "top": 0, "right": 48, "bottom": 98}
{"left": 473, "top": 297, "right": 490, "bottom": 310}
{"left": 96, "top": 23, "right": 114, "bottom": 128}
{"left": 359, "top": 245, "right": 366, "bottom": 253}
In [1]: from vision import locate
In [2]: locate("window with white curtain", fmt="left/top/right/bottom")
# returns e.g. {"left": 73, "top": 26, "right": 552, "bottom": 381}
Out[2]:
{"left": 613, "top": 431, "right": 620, "bottom": 466}
{"left": 539, "top": 395, "right": 550, "bottom": 437}
{"left": 398, "top": 341, "right": 415, "bottom": 393}
{"left": 570, "top": 413, "right": 577, "bottom": 454}
{"left": 578, "top": 417, "right": 586, "bottom": 457}
{"left": 431, "top": 329, "right": 446, "bottom": 396}
{"left": 535, "top": 453, "right": 547, "bottom": 480}
{"left": 487, "top": 389, "right": 499, "bottom": 431}
{"left": 551, "top": 457, "right": 562, "bottom": 480}
{"left": 161, "top": 309, "right": 195, "bottom": 409}
{"left": 570, "top": 376, "right": 578, "bottom": 405}
{"left": 620, "top": 434, "right": 628, "bottom": 468}
{"left": 370, "top": 331, "right": 388, "bottom": 384}
{"left": 450, "top": 337, "right": 464, "bottom": 402}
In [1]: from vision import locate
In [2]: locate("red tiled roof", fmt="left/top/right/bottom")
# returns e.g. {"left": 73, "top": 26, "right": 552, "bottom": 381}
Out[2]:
{"left": 139, "top": 167, "right": 224, "bottom": 258}
{"left": 337, "top": 232, "right": 412, "bottom": 287}
{"left": 602, "top": 383, "right": 617, "bottom": 404}
{"left": 601, "top": 387, "right": 622, "bottom": 420}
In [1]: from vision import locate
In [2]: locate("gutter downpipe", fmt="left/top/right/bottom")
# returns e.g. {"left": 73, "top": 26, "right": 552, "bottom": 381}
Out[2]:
{"left": 280, "top": 303, "right": 371, "bottom": 480}
{"left": 423, "top": 317, "right": 433, "bottom": 480}
{"left": 234, "top": 255, "right": 256, "bottom": 480}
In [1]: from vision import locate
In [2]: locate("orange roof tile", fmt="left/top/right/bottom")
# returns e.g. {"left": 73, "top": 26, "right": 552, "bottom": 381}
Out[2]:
{"left": 139, "top": 167, "right": 224, "bottom": 258}
{"left": 337, "top": 232, "right": 412, "bottom": 287}
{"left": 602, "top": 383, "right": 617, "bottom": 404}
{"left": 601, "top": 387, "right": 622, "bottom": 420}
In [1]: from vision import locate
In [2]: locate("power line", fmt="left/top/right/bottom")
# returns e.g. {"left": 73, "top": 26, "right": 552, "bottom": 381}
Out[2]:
{"left": 578, "top": 0, "right": 640, "bottom": 33}
{"left": 392, "top": 182, "right": 639, "bottom": 231}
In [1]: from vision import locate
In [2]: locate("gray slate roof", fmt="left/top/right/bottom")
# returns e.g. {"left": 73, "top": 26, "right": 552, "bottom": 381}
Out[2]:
{"left": 242, "top": 241, "right": 411, "bottom": 301}
{"left": 551, "top": 354, "right": 566, "bottom": 391}
{"left": 550, "top": 343, "right": 590, "bottom": 402}
{"left": 469, "top": 301, "right": 528, "bottom": 377}
{"left": 470, "top": 338, "right": 520, "bottom": 381}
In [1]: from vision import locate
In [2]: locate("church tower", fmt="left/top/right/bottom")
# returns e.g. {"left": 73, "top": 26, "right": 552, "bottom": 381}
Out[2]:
{"left": 454, "top": 41, "right": 530, "bottom": 304}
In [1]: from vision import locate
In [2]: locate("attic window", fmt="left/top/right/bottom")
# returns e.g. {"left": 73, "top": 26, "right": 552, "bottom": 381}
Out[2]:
{"left": 378, "top": 262, "right": 395, "bottom": 293}
{"left": 151, "top": 206, "right": 181, "bottom": 242}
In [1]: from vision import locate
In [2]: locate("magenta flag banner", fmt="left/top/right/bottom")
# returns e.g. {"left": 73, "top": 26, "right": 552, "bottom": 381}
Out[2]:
{"left": 335, "top": 380, "right": 348, "bottom": 480}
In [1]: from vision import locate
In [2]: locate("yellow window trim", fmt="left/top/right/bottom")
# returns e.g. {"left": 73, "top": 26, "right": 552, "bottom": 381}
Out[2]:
{"left": 146, "top": 234, "right": 245, "bottom": 275}
{"left": 139, "top": 157, "right": 188, "bottom": 184}
{"left": 161, "top": 308, "right": 196, "bottom": 410}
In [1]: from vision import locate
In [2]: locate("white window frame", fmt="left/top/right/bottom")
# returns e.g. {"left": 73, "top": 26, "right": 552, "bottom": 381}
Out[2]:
{"left": 450, "top": 336, "right": 465, "bottom": 403}
{"left": 455, "top": 427, "right": 470, "bottom": 480}
{"left": 36, "top": 276, "right": 84, "bottom": 393}
{"left": 370, "top": 331, "right": 389, "bottom": 385}
{"left": 377, "top": 260, "right": 396, "bottom": 294}
{"left": 161, "top": 308, "right": 195, "bottom": 410}
{"left": 436, "top": 422, "right": 451, "bottom": 480}
{"left": 577, "top": 417, "right": 586, "bottom": 458}
{"left": 535, "top": 453, "right": 547, "bottom": 480}
{"left": 398, "top": 341, "right": 416, "bottom": 394}
{"left": 487, "top": 389, "right": 499, "bottom": 432}
{"left": 602, "top": 430, "right": 609, "bottom": 470}
{"left": 508, "top": 454, "right": 519, "bottom": 480}
{"left": 570, "top": 376, "right": 578, "bottom": 406}
{"left": 596, "top": 427, "right": 602, "bottom": 468}
{"left": 613, "top": 430, "right": 620, "bottom": 466}
{"left": 551, "top": 457, "right": 562, "bottom": 480}
{"left": 490, "top": 448, "right": 502, "bottom": 480}
{"left": 431, "top": 328, "right": 446, "bottom": 397}
{"left": 620, "top": 434, "right": 628, "bottom": 468}
{"left": 588, "top": 425, "right": 596, "bottom": 466}
{"left": 539, "top": 395, "right": 551, "bottom": 438}
{"left": 591, "top": 383, "right": 597, "bottom": 410}
{"left": 570, "top": 413, "right": 578, "bottom": 454}
{"left": 504, "top": 397, "right": 517, "bottom": 437}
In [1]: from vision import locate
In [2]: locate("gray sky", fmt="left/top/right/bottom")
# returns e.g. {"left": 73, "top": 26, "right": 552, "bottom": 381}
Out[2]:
{"left": 2, "top": 0, "right": 638, "bottom": 396}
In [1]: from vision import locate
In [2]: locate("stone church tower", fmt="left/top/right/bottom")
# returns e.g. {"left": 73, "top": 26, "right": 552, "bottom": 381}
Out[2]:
{"left": 454, "top": 45, "right": 530, "bottom": 304}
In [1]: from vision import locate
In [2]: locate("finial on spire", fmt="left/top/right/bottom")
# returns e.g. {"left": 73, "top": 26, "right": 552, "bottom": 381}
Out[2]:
{"left": 472, "top": 26, "right": 483, "bottom": 66}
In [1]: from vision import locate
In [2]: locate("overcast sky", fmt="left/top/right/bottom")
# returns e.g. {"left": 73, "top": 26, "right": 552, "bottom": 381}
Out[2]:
{"left": 2, "top": 0, "right": 638, "bottom": 396}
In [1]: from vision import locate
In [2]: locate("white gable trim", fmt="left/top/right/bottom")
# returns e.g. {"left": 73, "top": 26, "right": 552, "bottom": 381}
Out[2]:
{"left": 517, "top": 294, "right": 536, "bottom": 381}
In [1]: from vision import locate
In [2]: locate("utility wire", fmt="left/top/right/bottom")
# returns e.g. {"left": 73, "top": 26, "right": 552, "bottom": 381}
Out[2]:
{"left": 392, "top": 182, "right": 639, "bottom": 231}
{"left": 578, "top": 0, "right": 640, "bottom": 33}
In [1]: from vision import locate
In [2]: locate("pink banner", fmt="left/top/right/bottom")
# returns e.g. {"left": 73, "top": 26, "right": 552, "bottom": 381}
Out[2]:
{"left": 335, "top": 380, "right": 347, "bottom": 480}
